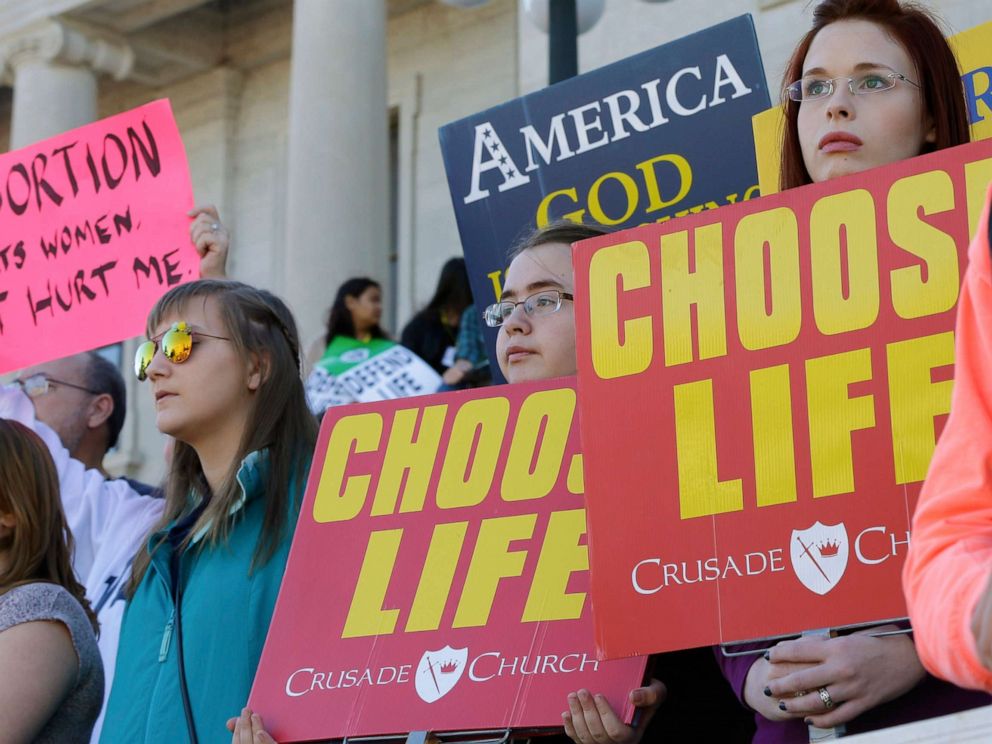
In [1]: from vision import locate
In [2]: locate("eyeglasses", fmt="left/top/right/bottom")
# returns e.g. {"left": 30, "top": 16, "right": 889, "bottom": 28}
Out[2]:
{"left": 14, "top": 373, "right": 100, "bottom": 398}
{"left": 483, "top": 289, "right": 574, "bottom": 328}
{"left": 134, "top": 321, "right": 230, "bottom": 381}
{"left": 785, "top": 71, "right": 919, "bottom": 102}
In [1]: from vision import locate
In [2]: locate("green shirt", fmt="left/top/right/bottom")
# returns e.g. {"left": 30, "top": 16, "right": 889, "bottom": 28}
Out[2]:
{"left": 314, "top": 335, "right": 395, "bottom": 377}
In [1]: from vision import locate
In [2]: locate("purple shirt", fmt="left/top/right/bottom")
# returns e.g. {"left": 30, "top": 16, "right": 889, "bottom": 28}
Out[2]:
{"left": 714, "top": 634, "right": 990, "bottom": 743}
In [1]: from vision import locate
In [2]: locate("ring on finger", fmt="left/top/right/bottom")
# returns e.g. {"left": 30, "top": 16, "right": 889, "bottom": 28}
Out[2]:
{"left": 210, "top": 222, "right": 220, "bottom": 231}
{"left": 793, "top": 690, "right": 807, "bottom": 698}
{"left": 818, "top": 686, "right": 836, "bottom": 709}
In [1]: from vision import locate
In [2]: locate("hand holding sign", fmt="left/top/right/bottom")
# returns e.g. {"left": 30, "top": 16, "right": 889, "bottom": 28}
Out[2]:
{"left": 227, "top": 708, "right": 275, "bottom": 744}
{"left": 562, "top": 679, "right": 666, "bottom": 744}
{"left": 765, "top": 628, "right": 924, "bottom": 728}
{"left": 188, "top": 204, "right": 229, "bottom": 279}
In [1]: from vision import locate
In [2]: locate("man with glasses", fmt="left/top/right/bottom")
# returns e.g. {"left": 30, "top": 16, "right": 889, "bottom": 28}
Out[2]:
{"left": 14, "top": 353, "right": 159, "bottom": 496}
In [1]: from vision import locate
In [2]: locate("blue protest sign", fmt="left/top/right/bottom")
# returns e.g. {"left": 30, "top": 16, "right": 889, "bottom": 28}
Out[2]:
{"left": 439, "top": 14, "right": 770, "bottom": 381}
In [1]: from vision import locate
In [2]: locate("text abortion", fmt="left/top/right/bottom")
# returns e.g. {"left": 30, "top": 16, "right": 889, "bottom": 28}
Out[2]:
{"left": 0, "top": 100, "right": 196, "bottom": 374}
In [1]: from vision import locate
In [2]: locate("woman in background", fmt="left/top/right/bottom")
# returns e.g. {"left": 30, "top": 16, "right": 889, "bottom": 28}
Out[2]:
{"left": 0, "top": 419, "right": 103, "bottom": 743}
{"left": 307, "top": 276, "right": 442, "bottom": 413}
{"left": 401, "top": 257, "right": 474, "bottom": 376}
{"left": 306, "top": 277, "right": 392, "bottom": 413}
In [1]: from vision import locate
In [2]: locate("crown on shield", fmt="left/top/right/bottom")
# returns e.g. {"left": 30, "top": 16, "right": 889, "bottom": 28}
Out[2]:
{"left": 439, "top": 660, "right": 459, "bottom": 673}
{"left": 818, "top": 539, "right": 841, "bottom": 557}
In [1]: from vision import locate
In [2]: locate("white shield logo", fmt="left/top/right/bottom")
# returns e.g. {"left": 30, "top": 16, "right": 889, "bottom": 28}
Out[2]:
{"left": 415, "top": 646, "right": 468, "bottom": 703}
{"left": 790, "top": 521, "right": 849, "bottom": 595}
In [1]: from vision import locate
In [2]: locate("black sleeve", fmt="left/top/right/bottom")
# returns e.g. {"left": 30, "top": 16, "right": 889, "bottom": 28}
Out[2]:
{"left": 643, "top": 648, "right": 756, "bottom": 743}
{"left": 401, "top": 313, "right": 428, "bottom": 355}
{"left": 401, "top": 312, "right": 450, "bottom": 375}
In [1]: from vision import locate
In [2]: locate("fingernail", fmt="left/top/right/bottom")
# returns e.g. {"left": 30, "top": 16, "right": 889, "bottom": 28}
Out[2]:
{"left": 778, "top": 701, "right": 787, "bottom": 711}
{"left": 763, "top": 650, "right": 770, "bottom": 661}
{"left": 763, "top": 686, "right": 772, "bottom": 697}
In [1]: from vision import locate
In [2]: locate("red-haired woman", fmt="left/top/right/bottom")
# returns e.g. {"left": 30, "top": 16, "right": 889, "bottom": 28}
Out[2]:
{"left": 717, "top": 1, "right": 989, "bottom": 741}
{"left": 0, "top": 419, "right": 103, "bottom": 743}
{"left": 776, "top": 0, "right": 970, "bottom": 191}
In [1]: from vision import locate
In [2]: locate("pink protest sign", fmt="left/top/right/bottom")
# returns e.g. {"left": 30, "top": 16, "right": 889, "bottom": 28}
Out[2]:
{"left": 0, "top": 99, "right": 196, "bottom": 374}
{"left": 249, "top": 379, "right": 648, "bottom": 741}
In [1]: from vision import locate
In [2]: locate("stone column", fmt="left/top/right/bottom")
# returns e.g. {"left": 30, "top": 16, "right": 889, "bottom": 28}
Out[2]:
{"left": 283, "top": 0, "right": 390, "bottom": 346}
{"left": 0, "top": 18, "right": 133, "bottom": 149}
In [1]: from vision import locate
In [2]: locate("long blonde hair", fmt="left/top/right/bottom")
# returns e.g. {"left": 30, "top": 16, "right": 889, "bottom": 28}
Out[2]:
{"left": 0, "top": 419, "right": 98, "bottom": 634}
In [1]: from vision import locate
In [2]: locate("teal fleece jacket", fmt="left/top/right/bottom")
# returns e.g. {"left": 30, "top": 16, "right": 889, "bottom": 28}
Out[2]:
{"left": 100, "top": 452, "right": 305, "bottom": 743}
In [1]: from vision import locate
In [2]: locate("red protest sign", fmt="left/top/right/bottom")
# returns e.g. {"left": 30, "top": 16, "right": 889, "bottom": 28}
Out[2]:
{"left": 0, "top": 99, "right": 196, "bottom": 374}
{"left": 572, "top": 140, "right": 992, "bottom": 659}
{"left": 249, "top": 380, "right": 647, "bottom": 741}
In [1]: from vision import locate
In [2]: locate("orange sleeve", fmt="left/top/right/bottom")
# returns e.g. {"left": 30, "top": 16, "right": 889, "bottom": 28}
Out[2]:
{"left": 903, "top": 183, "right": 992, "bottom": 692}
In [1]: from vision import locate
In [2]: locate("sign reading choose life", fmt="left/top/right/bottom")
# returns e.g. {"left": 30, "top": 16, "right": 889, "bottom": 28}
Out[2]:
{"left": 250, "top": 381, "right": 646, "bottom": 740}
{"left": 0, "top": 99, "right": 196, "bottom": 375}
{"left": 573, "top": 139, "right": 992, "bottom": 659}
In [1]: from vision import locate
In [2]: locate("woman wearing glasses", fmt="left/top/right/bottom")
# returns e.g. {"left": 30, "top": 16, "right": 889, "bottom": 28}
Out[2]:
{"left": 98, "top": 280, "right": 317, "bottom": 744}
{"left": 0, "top": 420, "right": 103, "bottom": 743}
{"left": 492, "top": 222, "right": 668, "bottom": 743}
{"left": 479, "top": 221, "right": 756, "bottom": 744}
{"left": 776, "top": 0, "right": 968, "bottom": 192}
{"left": 717, "top": 1, "right": 986, "bottom": 741}
{"left": 489, "top": 227, "right": 591, "bottom": 384}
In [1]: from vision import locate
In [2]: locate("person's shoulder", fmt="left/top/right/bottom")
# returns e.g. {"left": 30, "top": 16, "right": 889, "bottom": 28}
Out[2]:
{"left": 0, "top": 583, "right": 77, "bottom": 629}
{"left": 0, "top": 603, "right": 77, "bottom": 660}
{"left": 402, "top": 309, "right": 435, "bottom": 335}
{"left": 117, "top": 476, "right": 164, "bottom": 498}
{"left": 2, "top": 582, "right": 66, "bottom": 608}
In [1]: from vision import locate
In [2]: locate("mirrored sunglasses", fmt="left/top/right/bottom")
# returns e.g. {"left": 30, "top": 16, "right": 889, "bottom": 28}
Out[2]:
{"left": 134, "top": 321, "right": 230, "bottom": 381}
